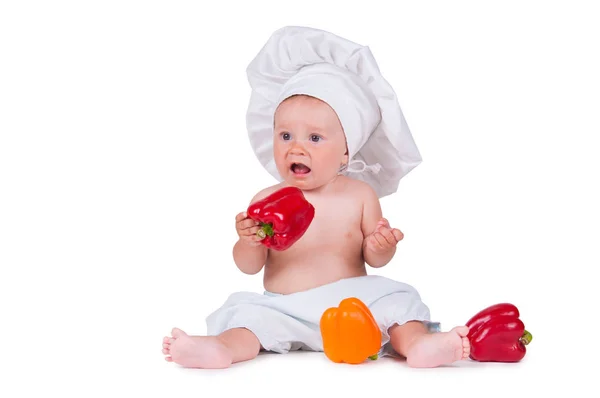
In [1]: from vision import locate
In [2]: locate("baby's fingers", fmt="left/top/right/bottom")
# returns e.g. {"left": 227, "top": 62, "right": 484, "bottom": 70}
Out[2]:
{"left": 235, "top": 212, "right": 247, "bottom": 222}
{"left": 378, "top": 228, "right": 397, "bottom": 245}
{"left": 241, "top": 228, "right": 266, "bottom": 245}
{"left": 371, "top": 233, "right": 387, "bottom": 251}
{"left": 243, "top": 226, "right": 263, "bottom": 237}
{"left": 392, "top": 228, "right": 404, "bottom": 242}
{"left": 238, "top": 218, "right": 259, "bottom": 231}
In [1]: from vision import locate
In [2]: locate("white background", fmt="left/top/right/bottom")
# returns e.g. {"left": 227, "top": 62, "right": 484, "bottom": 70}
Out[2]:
{"left": 1, "top": 0, "right": 598, "bottom": 397}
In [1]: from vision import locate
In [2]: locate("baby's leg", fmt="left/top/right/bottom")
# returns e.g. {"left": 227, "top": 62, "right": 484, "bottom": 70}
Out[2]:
{"left": 162, "top": 327, "right": 260, "bottom": 369}
{"left": 388, "top": 321, "right": 470, "bottom": 368}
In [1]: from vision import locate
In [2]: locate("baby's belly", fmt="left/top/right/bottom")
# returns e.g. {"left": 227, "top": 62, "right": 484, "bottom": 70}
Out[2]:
{"left": 263, "top": 247, "right": 367, "bottom": 295}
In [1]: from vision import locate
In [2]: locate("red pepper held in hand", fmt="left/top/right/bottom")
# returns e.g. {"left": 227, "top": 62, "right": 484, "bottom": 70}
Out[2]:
{"left": 466, "top": 303, "right": 532, "bottom": 362}
{"left": 247, "top": 186, "right": 315, "bottom": 251}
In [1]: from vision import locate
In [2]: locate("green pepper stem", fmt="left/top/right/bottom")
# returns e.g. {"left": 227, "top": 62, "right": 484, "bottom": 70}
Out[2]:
{"left": 519, "top": 330, "right": 533, "bottom": 346}
{"left": 257, "top": 223, "right": 274, "bottom": 238}
{"left": 368, "top": 354, "right": 378, "bottom": 361}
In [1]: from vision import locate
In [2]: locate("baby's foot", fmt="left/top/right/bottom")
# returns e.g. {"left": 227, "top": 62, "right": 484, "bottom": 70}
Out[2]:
{"left": 162, "top": 327, "right": 232, "bottom": 369}
{"left": 405, "top": 326, "right": 470, "bottom": 368}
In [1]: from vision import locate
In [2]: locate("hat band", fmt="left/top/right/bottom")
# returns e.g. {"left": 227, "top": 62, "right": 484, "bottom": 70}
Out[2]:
{"left": 339, "top": 159, "right": 382, "bottom": 175}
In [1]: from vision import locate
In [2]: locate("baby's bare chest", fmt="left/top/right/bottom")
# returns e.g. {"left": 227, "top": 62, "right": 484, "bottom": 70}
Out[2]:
{"left": 293, "top": 197, "right": 364, "bottom": 249}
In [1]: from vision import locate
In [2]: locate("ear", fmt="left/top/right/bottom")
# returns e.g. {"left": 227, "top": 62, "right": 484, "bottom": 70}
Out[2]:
{"left": 342, "top": 152, "right": 349, "bottom": 166}
{"left": 338, "top": 148, "right": 349, "bottom": 174}
{"left": 342, "top": 144, "right": 349, "bottom": 165}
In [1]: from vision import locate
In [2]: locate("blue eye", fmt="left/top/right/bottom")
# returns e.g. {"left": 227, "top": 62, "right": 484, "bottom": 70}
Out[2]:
{"left": 310, "top": 135, "right": 321, "bottom": 142}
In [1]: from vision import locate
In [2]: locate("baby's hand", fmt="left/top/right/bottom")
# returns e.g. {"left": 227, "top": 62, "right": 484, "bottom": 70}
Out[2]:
{"left": 365, "top": 218, "right": 404, "bottom": 254}
{"left": 235, "top": 212, "right": 264, "bottom": 247}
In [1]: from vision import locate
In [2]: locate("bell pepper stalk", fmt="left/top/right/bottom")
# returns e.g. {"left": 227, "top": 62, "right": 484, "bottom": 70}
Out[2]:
{"left": 466, "top": 303, "right": 532, "bottom": 362}
{"left": 320, "top": 297, "right": 381, "bottom": 364}
{"left": 246, "top": 186, "right": 315, "bottom": 251}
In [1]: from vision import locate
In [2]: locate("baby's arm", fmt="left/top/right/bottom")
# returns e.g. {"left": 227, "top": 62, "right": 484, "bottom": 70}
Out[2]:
{"left": 360, "top": 184, "right": 397, "bottom": 268}
{"left": 233, "top": 234, "right": 267, "bottom": 275}
{"left": 232, "top": 186, "right": 278, "bottom": 274}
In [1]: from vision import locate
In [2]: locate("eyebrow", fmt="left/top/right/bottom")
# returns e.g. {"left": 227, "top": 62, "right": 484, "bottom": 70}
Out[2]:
{"left": 274, "top": 123, "right": 325, "bottom": 132}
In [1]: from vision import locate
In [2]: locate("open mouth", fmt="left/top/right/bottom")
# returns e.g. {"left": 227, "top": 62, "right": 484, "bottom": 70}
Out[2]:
{"left": 290, "top": 163, "right": 311, "bottom": 175}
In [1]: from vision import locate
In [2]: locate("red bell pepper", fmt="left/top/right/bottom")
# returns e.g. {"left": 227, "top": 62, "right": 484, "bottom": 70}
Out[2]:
{"left": 246, "top": 186, "right": 315, "bottom": 251}
{"left": 466, "top": 303, "right": 532, "bottom": 362}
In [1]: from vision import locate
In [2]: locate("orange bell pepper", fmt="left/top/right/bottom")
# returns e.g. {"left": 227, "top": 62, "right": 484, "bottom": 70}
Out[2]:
{"left": 319, "top": 297, "right": 381, "bottom": 364}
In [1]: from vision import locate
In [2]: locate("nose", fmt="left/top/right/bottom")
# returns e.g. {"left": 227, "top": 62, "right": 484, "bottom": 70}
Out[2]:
{"left": 289, "top": 141, "right": 306, "bottom": 156}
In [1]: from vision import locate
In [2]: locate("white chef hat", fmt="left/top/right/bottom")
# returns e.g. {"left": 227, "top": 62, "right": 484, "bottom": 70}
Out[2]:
{"left": 245, "top": 26, "right": 422, "bottom": 198}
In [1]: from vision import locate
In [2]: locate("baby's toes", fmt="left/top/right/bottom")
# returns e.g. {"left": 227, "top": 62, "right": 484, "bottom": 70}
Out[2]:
{"left": 162, "top": 336, "right": 174, "bottom": 355}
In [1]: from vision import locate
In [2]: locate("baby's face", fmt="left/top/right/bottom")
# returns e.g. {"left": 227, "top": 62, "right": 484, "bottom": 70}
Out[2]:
{"left": 273, "top": 95, "right": 348, "bottom": 191}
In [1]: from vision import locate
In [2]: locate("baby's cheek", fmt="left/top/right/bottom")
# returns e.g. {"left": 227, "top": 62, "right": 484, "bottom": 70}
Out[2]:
{"left": 318, "top": 157, "right": 342, "bottom": 174}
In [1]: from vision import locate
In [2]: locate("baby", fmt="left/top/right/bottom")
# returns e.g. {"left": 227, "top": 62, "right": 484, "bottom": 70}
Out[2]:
{"left": 162, "top": 26, "right": 470, "bottom": 369}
